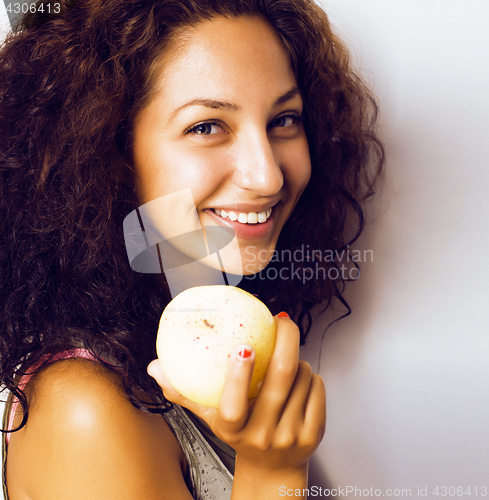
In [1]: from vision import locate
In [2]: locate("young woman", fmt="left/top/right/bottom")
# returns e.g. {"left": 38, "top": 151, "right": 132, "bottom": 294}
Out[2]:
{"left": 0, "top": 0, "right": 383, "bottom": 498}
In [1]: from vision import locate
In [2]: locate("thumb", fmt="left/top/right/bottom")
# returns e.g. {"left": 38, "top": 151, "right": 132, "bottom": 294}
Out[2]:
{"left": 147, "top": 359, "right": 178, "bottom": 398}
{"left": 147, "top": 359, "right": 166, "bottom": 383}
{"left": 147, "top": 359, "right": 215, "bottom": 420}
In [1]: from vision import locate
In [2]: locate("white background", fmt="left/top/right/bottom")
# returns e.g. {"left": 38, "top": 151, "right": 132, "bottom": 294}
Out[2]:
{"left": 0, "top": 3, "right": 9, "bottom": 37}
{"left": 1, "top": 1, "right": 488, "bottom": 499}
{"left": 301, "top": 1, "right": 489, "bottom": 498}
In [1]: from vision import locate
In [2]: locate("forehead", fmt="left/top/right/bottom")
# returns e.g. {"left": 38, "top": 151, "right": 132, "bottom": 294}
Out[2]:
{"left": 149, "top": 15, "right": 297, "bottom": 106}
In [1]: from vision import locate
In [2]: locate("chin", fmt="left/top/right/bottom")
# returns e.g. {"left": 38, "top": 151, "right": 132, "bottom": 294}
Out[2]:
{"left": 177, "top": 238, "right": 276, "bottom": 282}
{"left": 240, "top": 246, "right": 275, "bottom": 276}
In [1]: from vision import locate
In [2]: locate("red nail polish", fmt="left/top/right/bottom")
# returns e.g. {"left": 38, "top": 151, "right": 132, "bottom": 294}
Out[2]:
{"left": 278, "top": 311, "right": 289, "bottom": 318}
{"left": 238, "top": 347, "right": 252, "bottom": 359}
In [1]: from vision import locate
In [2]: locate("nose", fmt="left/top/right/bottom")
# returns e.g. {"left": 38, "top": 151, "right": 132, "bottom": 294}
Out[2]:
{"left": 232, "top": 129, "right": 283, "bottom": 197}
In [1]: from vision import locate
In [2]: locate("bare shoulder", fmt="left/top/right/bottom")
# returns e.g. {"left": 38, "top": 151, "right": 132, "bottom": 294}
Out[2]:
{"left": 7, "top": 358, "right": 193, "bottom": 500}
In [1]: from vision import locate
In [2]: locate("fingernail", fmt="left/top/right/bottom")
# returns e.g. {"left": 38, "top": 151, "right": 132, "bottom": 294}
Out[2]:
{"left": 237, "top": 345, "right": 253, "bottom": 359}
{"left": 278, "top": 311, "right": 289, "bottom": 318}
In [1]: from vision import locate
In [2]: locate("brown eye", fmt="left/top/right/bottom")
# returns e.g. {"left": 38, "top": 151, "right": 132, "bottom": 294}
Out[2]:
{"left": 187, "top": 121, "right": 225, "bottom": 135}
{"left": 269, "top": 113, "right": 305, "bottom": 131}
{"left": 273, "top": 116, "right": 295, "bottom": 128}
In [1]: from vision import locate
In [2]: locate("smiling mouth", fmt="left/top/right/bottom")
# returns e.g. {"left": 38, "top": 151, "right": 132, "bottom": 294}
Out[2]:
{"left": 212, "top": 207, "right": 273, "bottom": 224}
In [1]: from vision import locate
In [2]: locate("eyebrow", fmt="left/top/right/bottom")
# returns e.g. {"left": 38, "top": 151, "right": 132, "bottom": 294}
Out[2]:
{"left": 273, "top": 87, "right": 301, "bottom": 107}
{"left": 169, "top": 87, "right": 301, "bottom": 121}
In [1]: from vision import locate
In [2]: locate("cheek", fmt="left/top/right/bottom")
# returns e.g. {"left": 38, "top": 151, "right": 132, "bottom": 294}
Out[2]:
{"left": 174, "top": 152, "right": 230, "bottom": 208}
{"left": 134, "top": 141, "right": 224, "bottom": 205}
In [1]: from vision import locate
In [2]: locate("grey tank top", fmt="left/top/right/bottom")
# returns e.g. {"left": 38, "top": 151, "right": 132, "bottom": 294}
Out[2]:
{"left": 163, "top": 404, "right": 233, "bottom": 500}
{"left": 2, "top": 389, "right": 233, "bottom": 500}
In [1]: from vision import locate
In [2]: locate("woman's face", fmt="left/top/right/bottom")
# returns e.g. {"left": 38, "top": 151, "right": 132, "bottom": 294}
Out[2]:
{"left": 133, "top": 15, "right": 311, "bottom": 276}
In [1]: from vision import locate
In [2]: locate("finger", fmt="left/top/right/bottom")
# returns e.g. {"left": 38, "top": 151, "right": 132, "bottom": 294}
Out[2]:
{"left": 215, "top": 344, "right": 255, "bottom": 435}
{"left": 278, "top": 360, "right": 313, "bottom": 424}
{"left": 247, "top": 316, "right": 300, "bottom": 428}
{"left": 301, "top": 374, "right": 327, "bottom": 447}
{"left": 147, "top": 359, "right": 215, "bottom": 421}
{"left": 147, "top": 359, "right": 175, "bottom": 395}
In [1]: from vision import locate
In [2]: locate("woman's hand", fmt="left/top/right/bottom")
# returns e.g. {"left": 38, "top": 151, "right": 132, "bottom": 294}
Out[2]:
{"left": 148, "top": 313, "right": 326, "bottom": 498}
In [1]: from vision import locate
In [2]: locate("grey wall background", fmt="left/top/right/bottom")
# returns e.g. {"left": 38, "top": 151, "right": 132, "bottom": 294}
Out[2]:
{"left": 1, "top": 1, "right": 488, "bottom": 498}
{"left": 301, "top": 1, "right": 489, "bottom": 497}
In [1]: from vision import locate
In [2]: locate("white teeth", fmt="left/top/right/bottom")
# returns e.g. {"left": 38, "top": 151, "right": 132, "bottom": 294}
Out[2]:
{"left": 247, "top": 212, "right": 258, "bottom": 224}
{"left": 213, "top": 207, "right": 273, "bottom": 224}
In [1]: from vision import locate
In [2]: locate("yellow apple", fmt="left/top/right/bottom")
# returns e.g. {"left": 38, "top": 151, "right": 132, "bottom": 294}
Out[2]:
{"left": 157, "top": 285, "right": 276, "bottom": 408}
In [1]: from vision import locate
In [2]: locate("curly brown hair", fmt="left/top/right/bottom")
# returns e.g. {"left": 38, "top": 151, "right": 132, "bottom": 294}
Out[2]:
{"left": 0, "top": 0, "right": 384, "bottom": 431}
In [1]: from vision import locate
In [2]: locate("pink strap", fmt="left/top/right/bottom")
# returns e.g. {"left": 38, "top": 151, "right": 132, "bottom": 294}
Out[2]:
{"left": 6, "top": 349, "right": 97, "bottom": 444}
